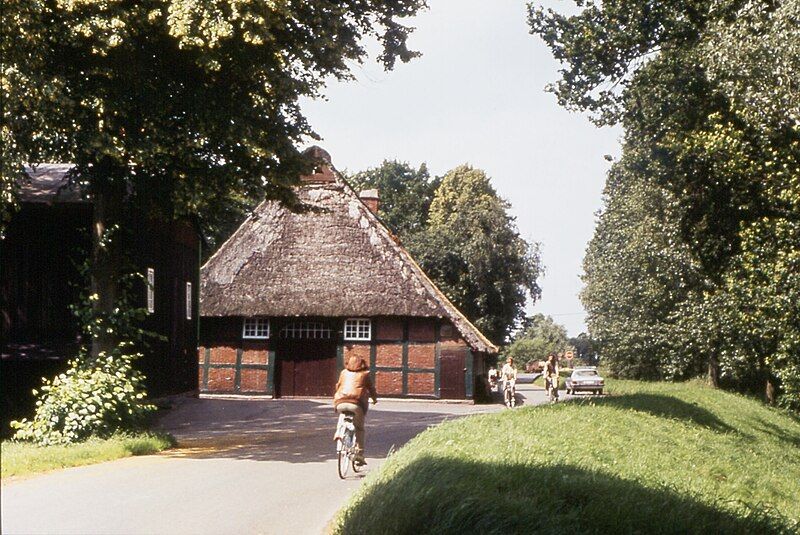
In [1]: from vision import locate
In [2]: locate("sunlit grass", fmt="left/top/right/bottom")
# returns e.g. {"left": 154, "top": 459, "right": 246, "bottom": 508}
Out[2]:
{"left": 334, "top": 379, "right": 800, "bottom": 534}
{"left": 1, "top": 432, "right": 174, "bottom": 479}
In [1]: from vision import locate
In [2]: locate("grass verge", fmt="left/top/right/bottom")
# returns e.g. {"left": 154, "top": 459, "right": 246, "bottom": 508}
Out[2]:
{"left": 1, "top": 432, "right": 174, "bottom": 479}
{"left": 333, "top": 379, "right": 800, "bottom": 534}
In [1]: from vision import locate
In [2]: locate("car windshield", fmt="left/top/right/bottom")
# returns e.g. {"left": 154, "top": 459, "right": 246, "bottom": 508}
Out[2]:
{"left": 575, "top": 370, "right": 598, "bottom": 376}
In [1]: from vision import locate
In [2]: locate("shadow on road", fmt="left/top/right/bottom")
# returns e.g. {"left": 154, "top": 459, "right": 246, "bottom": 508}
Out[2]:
{"left": 156, "top": 398, "right": 478, "bottom": 464}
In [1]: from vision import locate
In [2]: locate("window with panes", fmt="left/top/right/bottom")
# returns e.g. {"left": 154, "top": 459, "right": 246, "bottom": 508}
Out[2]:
{"left": 243, "top": 317, "right": 270, "bottom": 339}
{"left": 344, "top": 318, "right": 371, "bottom": 341}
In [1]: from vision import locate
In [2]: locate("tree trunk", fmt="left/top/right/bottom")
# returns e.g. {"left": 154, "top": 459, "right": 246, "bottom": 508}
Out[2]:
{"left": 89, "top": 180, "right": 124, "bottom": 360}
{"left": 765, "top": 376, "right": 776, "bottom": 405}
{"left": 707, "top": 351, "right": 720, "bottom": 388}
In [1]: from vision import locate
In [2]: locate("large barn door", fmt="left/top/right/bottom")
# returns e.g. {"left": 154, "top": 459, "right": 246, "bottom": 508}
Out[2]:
{"left": 275, "top": 321, "right": 337, "bottom": 397}
{"left": 439, "top": 350, "right": 466, "bottom": 399}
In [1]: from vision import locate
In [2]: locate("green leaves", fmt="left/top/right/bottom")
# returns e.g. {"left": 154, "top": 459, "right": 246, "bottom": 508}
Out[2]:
{"left": 11, "top": 346, "right": 155, "bottom": 445}
{"left": 2, "top": 0, "right": 427, "bottom": 236}
{"left": 535, "top": 0, "right": 800, "bottom": 409}
{"left": 347, "top": 160, "right": 438, "bottom": 238}
{"left": 410, "top": 165, "right": 542, "bottom": 344}
{"left": 352, "top": 161, "right": 543, "bottom": 345}
{"left": 506, "top": 314, "right": 570, "bottom": 367}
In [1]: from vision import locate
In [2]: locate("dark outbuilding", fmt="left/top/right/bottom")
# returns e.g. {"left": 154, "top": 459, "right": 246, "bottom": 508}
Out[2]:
{"left": 1, "top": 165, "right": 200, "bottom": 428}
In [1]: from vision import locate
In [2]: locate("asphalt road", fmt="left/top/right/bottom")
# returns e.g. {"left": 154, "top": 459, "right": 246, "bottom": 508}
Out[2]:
{"left": 1, "top": 382, "right": 563, "bottom": 535}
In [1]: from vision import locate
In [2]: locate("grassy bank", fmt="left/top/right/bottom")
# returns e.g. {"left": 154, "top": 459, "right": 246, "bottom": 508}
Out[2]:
{"left": 1, "top": 432, "right": 174, "bottom": 479}
{"left": 334, "top": 380, "right": 800, "bottom": 534}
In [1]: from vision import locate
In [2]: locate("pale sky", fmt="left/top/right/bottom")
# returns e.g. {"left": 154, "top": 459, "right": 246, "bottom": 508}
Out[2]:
{"left": 301, "top": 0, "right": 623, "bottom": 337}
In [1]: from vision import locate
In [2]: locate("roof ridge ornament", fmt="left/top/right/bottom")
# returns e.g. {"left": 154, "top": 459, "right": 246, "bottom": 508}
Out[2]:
{"left": 299, "top": 146, "right": 337, "bottom": 184}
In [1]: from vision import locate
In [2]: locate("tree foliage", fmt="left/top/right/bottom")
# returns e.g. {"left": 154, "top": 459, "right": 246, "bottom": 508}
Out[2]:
{"left": 1, "top": 0, "right": 427, "bottom": 357}
{"left": 531, "top": 0, "right": 800, "bottom": 409}
{"left": 506, "top": 314, "right": 569, "bottom": 367}
{"left": 347, "top": 160, "right": 440, "bottom": 238}
{"left": 348, "top": 161, "right": 542, "bottom": 345}
{"left": 2, "top": 0, "right": 426, "bottom": 224}
{"left": 410, "top": 165, "right": 542, "bottom": 344}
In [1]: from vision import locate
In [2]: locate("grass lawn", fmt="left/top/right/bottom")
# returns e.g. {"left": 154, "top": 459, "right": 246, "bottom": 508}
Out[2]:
{"left": 1, "top": 432, "right": 174, "bottom": 479}
{"left": 334, "top": 379, "right": 800, "bottom": 534}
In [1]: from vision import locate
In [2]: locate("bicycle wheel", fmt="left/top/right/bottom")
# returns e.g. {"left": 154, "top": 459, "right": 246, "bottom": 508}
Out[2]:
{"left": 337, "top": 439, "right": 349, "bottom": 479}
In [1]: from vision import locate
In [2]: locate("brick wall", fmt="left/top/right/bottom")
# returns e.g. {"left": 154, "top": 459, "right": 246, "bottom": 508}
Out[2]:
{"left": 376, "top": 343, "right": 403, "bottom": 367}
{"left": 375, "top": 370, "right": 403, "bottom": 395}
{"left": 408, "top": 372, "right": 435, "bottom": 395}
{"left": 198, "top": 340, "right": 272, "bottom": 395}
{"left": 408, "top": 343, "right": 435, "bottom": 369}
{"left": 198, "top": 315, "right": 485, "bottom": 400}
{"left": 240, "top": 369, "right": 268, "bottom": 392}
{"left": 408, "top": 318, "right": 436, "bottom": 342}
{"left": 376, "top": 317, "right": 404, "bottom": 340}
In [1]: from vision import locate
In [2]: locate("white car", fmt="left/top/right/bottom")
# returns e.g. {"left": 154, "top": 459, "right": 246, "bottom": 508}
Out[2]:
{"left": 565, "top": 367, "right": 605, "bottom": 395}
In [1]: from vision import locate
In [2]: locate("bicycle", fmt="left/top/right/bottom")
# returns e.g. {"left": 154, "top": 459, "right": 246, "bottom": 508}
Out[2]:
{"left": 503, "top": 381, "right": 516, "bottom": 408}
{"left": 335, "top": 411, "right": 362, "bottom": 479}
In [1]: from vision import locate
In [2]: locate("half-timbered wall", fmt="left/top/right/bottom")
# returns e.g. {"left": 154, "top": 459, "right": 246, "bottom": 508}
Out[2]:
{"left": 199, "top": 316, "right": 479, "bottom": 400}
{"left": 198, "top": 317, "right": 276, "bottom": 394}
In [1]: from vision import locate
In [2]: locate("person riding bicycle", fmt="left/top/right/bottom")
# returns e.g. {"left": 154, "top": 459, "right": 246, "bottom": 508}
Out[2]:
{"left": 500, "top": 357, "right": 517, "bottom": 405}
{"left": 544, "top": 354, "right": 560, "bottom": 402}
{"left": 333, "top": 355, "right": 377, "bottom": 466}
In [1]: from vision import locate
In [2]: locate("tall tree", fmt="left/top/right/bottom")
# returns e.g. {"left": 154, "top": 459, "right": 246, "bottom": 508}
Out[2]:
{"left": 568, "top": 332, "right": 596, "bottom": 363}
{"left": 581, "top": 146, "right": 705, "bottom": 380}
{"left": 506, "top": 313, "right": 569, "bottom": 367}
{"left": 2, "top": 0, "right": 427, "bottom": 356}
{"left": 410, "top": 165, "right": 542, "bottom": 344}
{"left": 530, "top": 0, "right": 800, "bottom": 408}
{"left": 347, "top": 160, "right": 440, "bottom": 239}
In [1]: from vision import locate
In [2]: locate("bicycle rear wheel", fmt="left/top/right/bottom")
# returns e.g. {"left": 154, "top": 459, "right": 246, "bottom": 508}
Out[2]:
{"left": 336, "top": 439, "right": 349, "bottom": 479}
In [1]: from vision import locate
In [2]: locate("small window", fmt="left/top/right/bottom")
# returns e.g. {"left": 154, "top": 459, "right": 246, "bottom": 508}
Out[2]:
{"left": 279, "top": 322, "right": 332, "bottom": 339}
{"left": 146, "top": 268, "right": 155, "bottom": 314}
{"left": 185, "top": 282, "right": 192, "bottom": 320}
{"left": 243, "top": 318, "right": 270, "bottom": 339}
{"left": 344, "top": 318, "right": 371, "bottom": 341}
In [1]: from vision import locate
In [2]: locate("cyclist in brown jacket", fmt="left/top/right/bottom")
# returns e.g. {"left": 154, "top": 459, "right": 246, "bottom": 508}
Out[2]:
{"left": 334, "top": 355, "right": 378, "bottom": 465}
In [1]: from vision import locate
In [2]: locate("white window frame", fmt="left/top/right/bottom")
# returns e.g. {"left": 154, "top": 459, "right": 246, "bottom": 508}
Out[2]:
{"left": 146, "top": 268, "right": 155, "bottom": 314}
{"left": 243, "top": 317, "right": 270, "bottom": 339}
{"left": 344, "top": 318, "right": 372, "bottom": 341}
{"left": 185, "top": 282, "right": 192, "bottom": 320}
{"left": 279, "top": 322, "right": 332, "bottom": 339}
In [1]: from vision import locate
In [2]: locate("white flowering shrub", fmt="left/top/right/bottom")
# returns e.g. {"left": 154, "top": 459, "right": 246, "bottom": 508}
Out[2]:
{"left": 11, "top": 343, "right": 155, "bottom": 445}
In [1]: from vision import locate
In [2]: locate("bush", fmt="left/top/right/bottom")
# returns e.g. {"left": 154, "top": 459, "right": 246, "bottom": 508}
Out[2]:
{"left": 11, "top": 342, "right": 155, "bottom": 445}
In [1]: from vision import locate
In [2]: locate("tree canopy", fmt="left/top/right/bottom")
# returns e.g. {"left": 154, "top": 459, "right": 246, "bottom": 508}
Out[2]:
{"left": 347, "top": 160, "right": 439, "bottom": 238}
{"left": 410, "top": 165, "right": 542, "bottom": 344}
{"left": 530, "top": 0, "right": 800, "bottom": 409}
{"left": 2, "top": 0, "right": 428, "bottom": 357}
{"left": 2, "top": 0, "right": 427, "bottom": 226}
{"left": 506, "top": 314, "right": 569, "bottom": 367}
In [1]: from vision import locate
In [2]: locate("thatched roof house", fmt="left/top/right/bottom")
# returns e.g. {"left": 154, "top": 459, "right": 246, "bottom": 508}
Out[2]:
{"left": 199, "top": 147, "right": 497, "bottom": 400}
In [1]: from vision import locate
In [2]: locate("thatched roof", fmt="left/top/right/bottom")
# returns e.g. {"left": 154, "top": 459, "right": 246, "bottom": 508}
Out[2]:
{"left": 200, "top": 148, "right": 497, "bottom": 354}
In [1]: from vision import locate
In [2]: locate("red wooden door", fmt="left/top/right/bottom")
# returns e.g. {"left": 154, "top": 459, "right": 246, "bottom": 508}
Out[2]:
{"left": 276, "top": 322, "right": 337, "bottom": 397}
{"left": 439, "top": 350, "right": 466, "bottom": 399}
